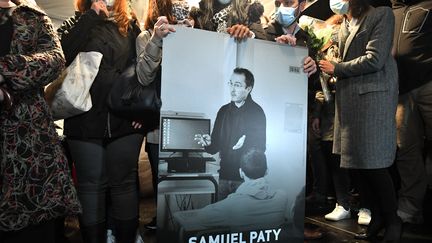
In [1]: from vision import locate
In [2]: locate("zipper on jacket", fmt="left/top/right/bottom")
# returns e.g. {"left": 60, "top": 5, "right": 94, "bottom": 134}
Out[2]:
{"left": 107, "top": 113, "right": 112, "bottom": 138}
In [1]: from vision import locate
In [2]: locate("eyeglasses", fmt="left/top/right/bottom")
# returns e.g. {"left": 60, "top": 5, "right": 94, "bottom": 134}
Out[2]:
{"left": 228, "top": 82, "right": 245, "bottom": 89}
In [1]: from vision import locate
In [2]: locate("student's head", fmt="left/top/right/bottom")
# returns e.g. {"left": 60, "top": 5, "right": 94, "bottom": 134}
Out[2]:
{"left": 75, "top": 0, "right": 135, "bottom": 37}
{"left": 275, "top": 0, "right": 306, "bottom": 27}
{"left": 239, "top": 149, "right": 268, "bottom": 180}
{"left": 144, "top": 0, "right": 176, "bottom": 30}
{"left": 229, "top": 68, "right": 254, "bottom": 105}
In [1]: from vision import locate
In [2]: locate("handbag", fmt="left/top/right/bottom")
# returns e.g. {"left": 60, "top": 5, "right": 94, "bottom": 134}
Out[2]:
{"left": 44, "top": 51, "right": 103, "bottom": 120}
{"left": 107, "top": 62, "right": 162, "bottom": 120}
{"left": 0, "top": 86, "right": 13, "bottom": 111}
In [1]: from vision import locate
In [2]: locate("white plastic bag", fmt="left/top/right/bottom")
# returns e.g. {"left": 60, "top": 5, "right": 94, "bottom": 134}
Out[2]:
{"left": 45, "top": 51, "right": 103, "bottom": 120}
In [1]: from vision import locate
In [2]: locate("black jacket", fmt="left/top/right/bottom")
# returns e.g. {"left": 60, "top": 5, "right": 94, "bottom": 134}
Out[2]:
{"left": 58, "top": 10, "right": 143, "bottom": 138}
{"left": 205, "top": 95, "right": 266, "bottom": 180}
{"left": 392, "top": 0, "right": 432, "bottom": 94}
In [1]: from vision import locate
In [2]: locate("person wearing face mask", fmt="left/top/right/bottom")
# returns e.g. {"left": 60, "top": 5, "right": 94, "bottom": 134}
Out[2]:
{"left": 319, "top": 0, "right": 401, "bottom": 242}
{"left": 264, "top": 0, "right": 318, "bottom": 78}
{"left": 0, "top": 1, "right": 81, "bottom": 243}
{"left": 57, "top": 0, "right": 144, "bottom": 242}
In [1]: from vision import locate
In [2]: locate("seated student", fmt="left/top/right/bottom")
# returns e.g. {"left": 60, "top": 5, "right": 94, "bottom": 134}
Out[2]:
{"left": 173, "top": 149, "right": 289, "bottom": 231}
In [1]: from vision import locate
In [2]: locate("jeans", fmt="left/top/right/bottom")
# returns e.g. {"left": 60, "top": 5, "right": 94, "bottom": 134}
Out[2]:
{"left": 395, "top": 81, "right": 432, "bottom": 221}
{"left": 67, "top": 133, "right": 144, "bottom": 226}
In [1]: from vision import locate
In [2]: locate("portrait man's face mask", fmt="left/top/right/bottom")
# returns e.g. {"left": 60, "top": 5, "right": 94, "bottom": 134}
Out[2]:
{"left": 229, "top": 73, "right": 252, "bottom": 104}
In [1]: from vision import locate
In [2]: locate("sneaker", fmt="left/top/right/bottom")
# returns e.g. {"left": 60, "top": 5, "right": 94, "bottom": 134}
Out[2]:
{"left": 358, "top": 208, "right": 371, "bottom": 226}
{"left": 144, "top": 217, "right": 157, "bottom": 230}
{"left": 135, "top": 230, "right": 144, "bottom": 243}
{"left": 107, "top": 229, "right": 116, "bottom": 243}
{"left": 325, "top": 203, "right": 351, "bottom": 221}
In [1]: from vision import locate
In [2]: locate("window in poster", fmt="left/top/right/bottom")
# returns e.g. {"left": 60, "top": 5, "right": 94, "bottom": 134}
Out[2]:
{"left": 159, "top": 27, "right": 308, "bottom": 243}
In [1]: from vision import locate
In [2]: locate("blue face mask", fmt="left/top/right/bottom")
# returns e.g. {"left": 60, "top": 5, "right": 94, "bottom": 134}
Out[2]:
{"left": 276, "top": 6, "right": 297, "bottom": 28}
{"left": 330, "top": 0, "right": 349, "bottom": 15}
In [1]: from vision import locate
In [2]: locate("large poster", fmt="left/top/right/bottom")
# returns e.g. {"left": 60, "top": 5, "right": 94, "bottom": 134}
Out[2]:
{"left": 158, "top": 27, "right": 308, "bottom": 243}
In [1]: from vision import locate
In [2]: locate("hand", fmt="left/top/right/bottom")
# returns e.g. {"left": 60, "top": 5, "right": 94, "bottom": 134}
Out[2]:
{"left": 227, "top": 24, "right": 252, "bottom": 41}
{"left": 232, "top": 135, "right": 246, "bottom": 150}
{"left": 275, "top": 34, "right": 297, "bottom": 46}
{"left": 194, "top": 134, "right": 211, "bottom": 147}
{"left": 304, "top": 56, "right": 317, "bottom": 77}
{"left": 319, "top": 60, "right": 335, "bottom": 75}
{"left": 154, "top": 16, "right": 176, "bottom": 40}
{"left": 132, "top": 121, "right": 142, "bottom": 129}
{"left": 177, "top": 19, "right": 194, "bottom": 28}
{"left": 311, "top": 118, "right": 320, "bottom": 135}
{"left": 91, "top": 0, "right": 109, "bottom": 17}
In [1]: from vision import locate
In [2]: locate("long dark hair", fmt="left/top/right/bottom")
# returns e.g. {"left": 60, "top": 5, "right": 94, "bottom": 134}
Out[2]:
{"left": 349, "top": 0, "right": 371, "bottom": 19}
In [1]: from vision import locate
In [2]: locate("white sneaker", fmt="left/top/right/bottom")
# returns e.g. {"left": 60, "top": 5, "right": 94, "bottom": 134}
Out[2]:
{"left": 325, "top": 203, "right": 351, "bottom": 221}
{"left": 358, "top": 208, "right": 371, "bottom": 226}
{"left": 107, "top": 229, "right": 116, "bottom": 243}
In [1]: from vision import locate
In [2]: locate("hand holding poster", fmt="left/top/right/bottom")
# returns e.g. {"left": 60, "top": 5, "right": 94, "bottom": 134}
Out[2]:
{"left": 158, "top": 27, "right": 308, "bottom": 243}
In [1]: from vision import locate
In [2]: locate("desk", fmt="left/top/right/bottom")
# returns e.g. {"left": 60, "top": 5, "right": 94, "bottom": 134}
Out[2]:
{"left": 157, "top": 162, "right": 219, "bottom": 229}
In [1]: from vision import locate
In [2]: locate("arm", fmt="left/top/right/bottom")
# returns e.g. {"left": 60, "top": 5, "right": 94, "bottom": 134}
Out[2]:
{"left": 0, "top": 13, "right": 65, "bottom": 91}
{"left": 334, "top": 8, "right": 395, "bottom": 78}
{"left": 58, "top": 9, "right": 105, "bottom": 66}
{"left": 135, "top": 16, "right": 175, "bottom": 86}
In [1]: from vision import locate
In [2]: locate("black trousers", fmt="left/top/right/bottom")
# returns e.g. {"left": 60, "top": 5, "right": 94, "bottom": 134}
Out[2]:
{"left": 0, "top": 220, "right": 55, "bottom": 243}
{"left": 67, "top": 133, "right": 144, "bottom": 226}
{"left": 352, "top": 168, "right": 398, "bottom": 223}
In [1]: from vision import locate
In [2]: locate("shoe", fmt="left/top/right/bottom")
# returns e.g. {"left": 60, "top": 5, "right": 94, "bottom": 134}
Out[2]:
{"left": 144, "top": 217, "right": 157, "bottom": 230}
{"left": 383, "top": 217, "right": 403, "bottom": 242}
{"left": 354, "top": 215, "right": 384, "bottom": 240}
{"left": 358, "top": 208, "right": 371, "bottom": 226}
{"left": 397, "top": 209, "right": 424, "bottom": 224}
{"left": 305, "top": 192, "right": 326, "bottom": 205}
{"left": 107, "top": 229, "right": 116, "bottom": 243}
{"left": 304, "top": 227, "right": 323, "bottom": 240}
{"left": 325, "top": 204, "right": 351, "bottom": 221}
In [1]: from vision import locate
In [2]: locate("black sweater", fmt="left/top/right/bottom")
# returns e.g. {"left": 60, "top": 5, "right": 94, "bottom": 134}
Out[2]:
{"left": 392, "top": 0, "right": 432, "bottom": 94}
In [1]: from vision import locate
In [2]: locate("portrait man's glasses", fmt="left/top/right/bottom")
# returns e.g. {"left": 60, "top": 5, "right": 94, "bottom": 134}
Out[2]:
{"left": 228, "top": 82, "right": 245, "bottom": 88}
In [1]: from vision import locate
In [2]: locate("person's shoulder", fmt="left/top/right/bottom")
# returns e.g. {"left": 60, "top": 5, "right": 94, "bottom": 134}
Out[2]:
{"left": 13, "top": 3, "right": 46, "bottom": 18}
{"left": 370, "top": 6, "right": 393, "bottom": 18}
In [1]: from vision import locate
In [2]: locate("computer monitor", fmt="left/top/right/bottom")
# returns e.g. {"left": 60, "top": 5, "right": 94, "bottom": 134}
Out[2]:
{"left": 160, "top": 116, "right": 211, "bottom": 153}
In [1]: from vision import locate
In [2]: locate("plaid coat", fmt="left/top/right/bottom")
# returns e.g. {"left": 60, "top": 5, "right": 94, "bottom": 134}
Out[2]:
{"left": 0, "top": 4, "right": 80, "bottom": 231}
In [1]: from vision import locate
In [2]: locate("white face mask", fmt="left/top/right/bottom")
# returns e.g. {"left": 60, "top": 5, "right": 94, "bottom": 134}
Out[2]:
{"left": 330, "top": 0, "right": 349, "bottom": 15}
{"left": 275, "top": 6, "right": 297, "bottom": 28}
{"left": 105, "top": 0, "right": 115, "bottom": 7}
{"left": 218, "top": 0, "right": 231, "bottom": 5}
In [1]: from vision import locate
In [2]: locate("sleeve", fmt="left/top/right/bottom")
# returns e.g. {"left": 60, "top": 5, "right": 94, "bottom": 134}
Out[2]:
{"left": 334, "top": 8, "right": 395, "bottom": 78}
{"left": 243, "top": 106, "right": 266, "bottom": 151}
{"left": 135, "top": 30, "right": 163, "bottom": 86}
{"left": 0, "top": 13, "right": 65, "bottom": 91}
{"left": 58, "top": 10, "right": 104, "bottom": 66}
{"left": 205, "top": 108, "right": 224, "bottom": 155}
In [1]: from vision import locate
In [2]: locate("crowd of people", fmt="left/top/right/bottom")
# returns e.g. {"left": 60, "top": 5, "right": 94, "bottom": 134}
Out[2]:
{"left": 0, "top": 0, "right": 430, "bottom": 242}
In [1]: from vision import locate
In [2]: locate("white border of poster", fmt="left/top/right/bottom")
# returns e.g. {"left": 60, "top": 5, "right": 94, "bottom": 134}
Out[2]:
{"left": 158, "top": 27, "right": 308, "bottom": 243}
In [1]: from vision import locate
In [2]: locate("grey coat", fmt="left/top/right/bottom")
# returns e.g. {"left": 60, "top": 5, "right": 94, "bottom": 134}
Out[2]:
{"left": 333, "top": 7, "right": 398, "bottom": 169}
